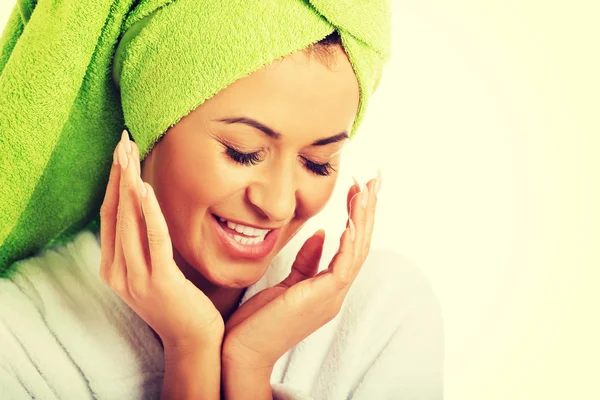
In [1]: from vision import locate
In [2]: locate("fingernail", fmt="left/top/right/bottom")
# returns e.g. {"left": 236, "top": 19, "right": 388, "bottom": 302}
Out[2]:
{"left": 121, "top": 129, "right": 132, "bottom": 154}
{"left": 117, "top": 141, "right": 128, "bottom": 169}
{"left": 361, "top": 185, "right": 369, "bottom": 208}
{"left": 352, "top": 176, "right": 360, "bottom": 191}
{"left": 348, "top": 218, "right": 355, "bottom": 241}
{"left": 113, "top": 146, "right": 118, "bottom": 165}
{"left": 375, "top": 169, "right": 382, "bottom": 195}
{"left": 137, "top": 176, "right": 147, "bottom": 198}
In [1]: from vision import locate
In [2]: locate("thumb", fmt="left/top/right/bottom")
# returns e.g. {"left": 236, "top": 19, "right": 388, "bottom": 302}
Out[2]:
{"left": 280, "top": 229, "right": 325, "bottom": 288}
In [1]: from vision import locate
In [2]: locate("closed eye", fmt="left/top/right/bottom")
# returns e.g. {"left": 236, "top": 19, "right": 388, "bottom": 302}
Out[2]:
{"left": 301, "top": 156, "right": 335, "bottom": 177}
{"left": 225, "top": 146, "right": 264, "bottom": 166}
{"left": 225, "top": 145, "right": 335, "bottom": 177}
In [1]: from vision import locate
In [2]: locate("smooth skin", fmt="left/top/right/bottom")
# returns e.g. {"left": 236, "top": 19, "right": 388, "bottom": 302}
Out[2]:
{"left": 99, "top": 45, "right": 381, "bottom": 400}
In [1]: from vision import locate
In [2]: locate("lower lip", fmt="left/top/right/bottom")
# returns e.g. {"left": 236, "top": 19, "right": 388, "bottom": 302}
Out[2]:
{"left": 210, "top": 214, "right": 280, "bottom": 260}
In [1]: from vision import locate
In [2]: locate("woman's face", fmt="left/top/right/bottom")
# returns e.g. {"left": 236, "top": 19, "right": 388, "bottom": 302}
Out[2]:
{"left": 140, "top": 45, "right": 359, "bottom": 289}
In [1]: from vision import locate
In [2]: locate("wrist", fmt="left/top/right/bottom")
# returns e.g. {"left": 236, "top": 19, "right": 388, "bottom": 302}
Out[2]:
{"left": 161, "top": 341, "right": 223, "bottom": 400}
{"left": 221, "top": 339, "right": 274, "bottom": 371}
{"left": 164, "top": 340, "right": 221, "bottom": 366}
{"left": 221, "top": 362, "right": 274, "bottom": 400}
{"left": 163, "top": 332, "right": 224, "bottom": 361}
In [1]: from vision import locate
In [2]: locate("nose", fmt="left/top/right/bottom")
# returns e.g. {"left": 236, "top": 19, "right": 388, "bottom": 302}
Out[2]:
{"left": 247, "top": 166, "right": 297, "bottom": 224}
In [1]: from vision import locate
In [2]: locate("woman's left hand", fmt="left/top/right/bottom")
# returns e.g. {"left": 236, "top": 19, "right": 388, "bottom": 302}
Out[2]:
{"left": 221, "top": 173, "right": 381, "bottom": 393}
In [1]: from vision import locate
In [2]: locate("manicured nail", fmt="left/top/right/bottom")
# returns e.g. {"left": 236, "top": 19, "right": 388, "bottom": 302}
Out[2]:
{"left": 137, "top": 176, "right": 147, "bottom": 198}
{"left": 361, "top": 185, "right": 369, "bottom": 208}
{"left": 348, "top": 218, "right": 355, "bottom": 241}
{"left": 352, "top": 176, "right": 360, "bottom": 191}
{"left": 117, "top": 141, "right": 128, "bottom": 169}
{"left": 375, "top": 169, "right": 382, "bottom": 195}
{"left": 121, "top": 129, "right": 132, "bottom": 154}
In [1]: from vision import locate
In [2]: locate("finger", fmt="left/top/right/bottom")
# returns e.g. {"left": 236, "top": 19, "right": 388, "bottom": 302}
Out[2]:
{"left": 346, "top": 177, "right": 361, "bottom": 215}
{"left": 110, "top": 141, "right": 131, "bottom": 293}
{"left": 140, "top": 182, "right": 175, "bottom": 278}
{"left": 119, "top": 150, "right": 152, "bottom": 286}
{"left": 361, "top": 177, "right": 379, "bottom": 256}
{"left": 349, "top": 183, "right": 369, "bottom": 261}
{"left": 131, "top": 139, "right": 141, "bottom": 176}
{"left": 99, "top": 144, "right": 122, "bottom": 282}
{"left": 280, "top": 229, "right": 325, "bottom": 289}
{"left": 327, "top": 219, "right": 356, "bottom": 288}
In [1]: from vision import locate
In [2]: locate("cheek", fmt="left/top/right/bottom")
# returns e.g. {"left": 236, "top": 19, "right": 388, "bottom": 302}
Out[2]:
{"left": 186, "top": 157, "right": 248, "bottom": 206}
{"left": 298, "top": 178, "right": 337, "bottom": 217}
{"left": 166, "top": 141, "right": 246, "bottom": 205}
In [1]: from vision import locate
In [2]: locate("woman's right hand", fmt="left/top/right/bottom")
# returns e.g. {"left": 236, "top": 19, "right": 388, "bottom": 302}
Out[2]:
{"left": 99, "top": 130, "right": 224, "bottom": 350}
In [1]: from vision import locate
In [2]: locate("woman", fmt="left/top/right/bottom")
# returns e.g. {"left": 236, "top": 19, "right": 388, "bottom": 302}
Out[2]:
{"left": 0, "top": 1, "right": 443, "bottom": 399}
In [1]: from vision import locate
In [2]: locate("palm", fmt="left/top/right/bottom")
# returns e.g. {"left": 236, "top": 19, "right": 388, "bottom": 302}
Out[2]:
{"left": 223, "top": 231, "right": 345, "bottom": 367}
{"left": 135, "top": 265, "right": 224, "bottom": 346}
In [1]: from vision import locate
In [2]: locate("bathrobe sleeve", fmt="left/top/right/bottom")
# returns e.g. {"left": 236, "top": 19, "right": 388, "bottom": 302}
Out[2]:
{"left": 268, "top": 249, "right": 445, "bottom": 400}
{"left": 0, "top": 231, "right": 165, "bottom": 400}
{"left": 271, "top": 286, "right": 444, "bottom": 400}
{"left": 351, "top": 266, "right": 445, "bottom": 399}
{"left": 271, "top": 384, "right": 316, "bottom": 400}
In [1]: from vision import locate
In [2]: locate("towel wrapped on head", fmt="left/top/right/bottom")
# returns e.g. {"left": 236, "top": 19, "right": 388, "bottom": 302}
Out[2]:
{"left": 0, "top": 0, "right": 391, "bottom": 276}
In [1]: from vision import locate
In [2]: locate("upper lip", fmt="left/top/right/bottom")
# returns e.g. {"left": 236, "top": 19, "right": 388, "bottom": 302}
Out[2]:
{"left": 213, "top": 214, "right": 281, "bottom": 230}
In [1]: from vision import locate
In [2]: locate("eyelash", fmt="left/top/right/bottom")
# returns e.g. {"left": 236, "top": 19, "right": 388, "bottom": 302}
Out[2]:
{"left": 225, "top": 146, "right": 335, "bottom": 177}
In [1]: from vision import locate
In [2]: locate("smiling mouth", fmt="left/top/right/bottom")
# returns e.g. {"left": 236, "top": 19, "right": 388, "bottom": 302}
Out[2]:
{"left": 211, "top": 213, "right": 274, "bottom": 245}
{"left": 210, "top": 213, "right": 280, "bottom": 259}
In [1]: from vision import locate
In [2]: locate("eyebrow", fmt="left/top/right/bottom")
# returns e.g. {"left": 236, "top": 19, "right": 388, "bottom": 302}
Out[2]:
{"left": 217, "top": 117, "right": 349, "bottom": 146}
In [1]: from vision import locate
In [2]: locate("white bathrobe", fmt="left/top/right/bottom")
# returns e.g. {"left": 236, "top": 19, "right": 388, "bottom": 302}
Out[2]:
{"left": 0, "top": 230, "right": 444, "bottom": 399}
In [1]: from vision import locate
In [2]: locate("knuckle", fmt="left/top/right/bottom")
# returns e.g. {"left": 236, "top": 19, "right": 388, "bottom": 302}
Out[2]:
{"left": 146, "top": 229, "right": 167, "bottom": 246}
{"left": 99, "top": 203, "right": 113, "bottom": 219}
{"left": 363, "top": 242, "right": 371, "bottom": 256}
{"left": 99, "top": 267, "right": 109, "bottom": 284}
{"left": 107, "top": 274, "right": 126, "bottom": 294}
{"left": 117, "top": 211, "right": 134, "bottom": 232}
{"left": 142, "top": 205, "right": 160, "bottom": 219}
{"left": 369, "top": 198, "right": 377, "bottom": 211}
{"left": 334, "top": 273, "right": 349, "bottom": 289}
{"left": 128, "top": 278, "right": 149, "bottom": 299}
{"left": 120, "top": 175, "right": 132, "bottom": 190}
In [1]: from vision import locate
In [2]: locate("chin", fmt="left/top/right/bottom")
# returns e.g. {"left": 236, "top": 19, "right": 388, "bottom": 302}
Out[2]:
{"left": 194, "top": 252, "right": 275, "bottom": 288}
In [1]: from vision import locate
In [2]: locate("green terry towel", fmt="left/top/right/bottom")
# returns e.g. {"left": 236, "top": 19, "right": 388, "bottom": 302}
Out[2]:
{"left": 0, "top": 0, "right": 391, "bottom": 277}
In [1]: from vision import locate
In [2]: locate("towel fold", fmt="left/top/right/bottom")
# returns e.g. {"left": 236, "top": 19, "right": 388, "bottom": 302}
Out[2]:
{"left": 0, "top": 0, "right": 391, "bottom": 275}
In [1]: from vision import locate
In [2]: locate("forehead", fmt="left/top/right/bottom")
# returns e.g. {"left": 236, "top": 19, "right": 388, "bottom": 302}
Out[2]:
{"left": 198, "top": 47, "right": 360, "bottom": 140}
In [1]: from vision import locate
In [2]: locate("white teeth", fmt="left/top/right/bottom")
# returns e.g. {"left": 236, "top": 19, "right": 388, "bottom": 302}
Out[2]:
{"left": 231, "top": 233, "right": 267, "bottom": 245}
{"left": 225, "top": 220, "right": 270, "bottom": 237}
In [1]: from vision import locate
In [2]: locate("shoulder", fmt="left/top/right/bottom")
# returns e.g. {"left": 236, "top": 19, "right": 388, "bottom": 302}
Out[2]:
{"left": 0, "top": 230, "right": 105, "bottom": 397}
{"left": 0, "top": 230, "right": 164, "bottom": 399}
{"left": 0, "top": 229, "right": 104, "bottom": 320}
{"left": 1, "top": 229, "right": 102, "bottom": 295}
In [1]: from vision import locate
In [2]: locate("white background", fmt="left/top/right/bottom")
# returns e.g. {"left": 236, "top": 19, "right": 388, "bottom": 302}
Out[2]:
{"left": 2, "top": 1, "right": 599, "bottom": 399}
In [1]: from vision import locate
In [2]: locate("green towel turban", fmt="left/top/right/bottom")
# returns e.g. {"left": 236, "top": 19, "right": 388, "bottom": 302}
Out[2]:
{"left": 0, "top": 0, "right": 391, "bottom": 276}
